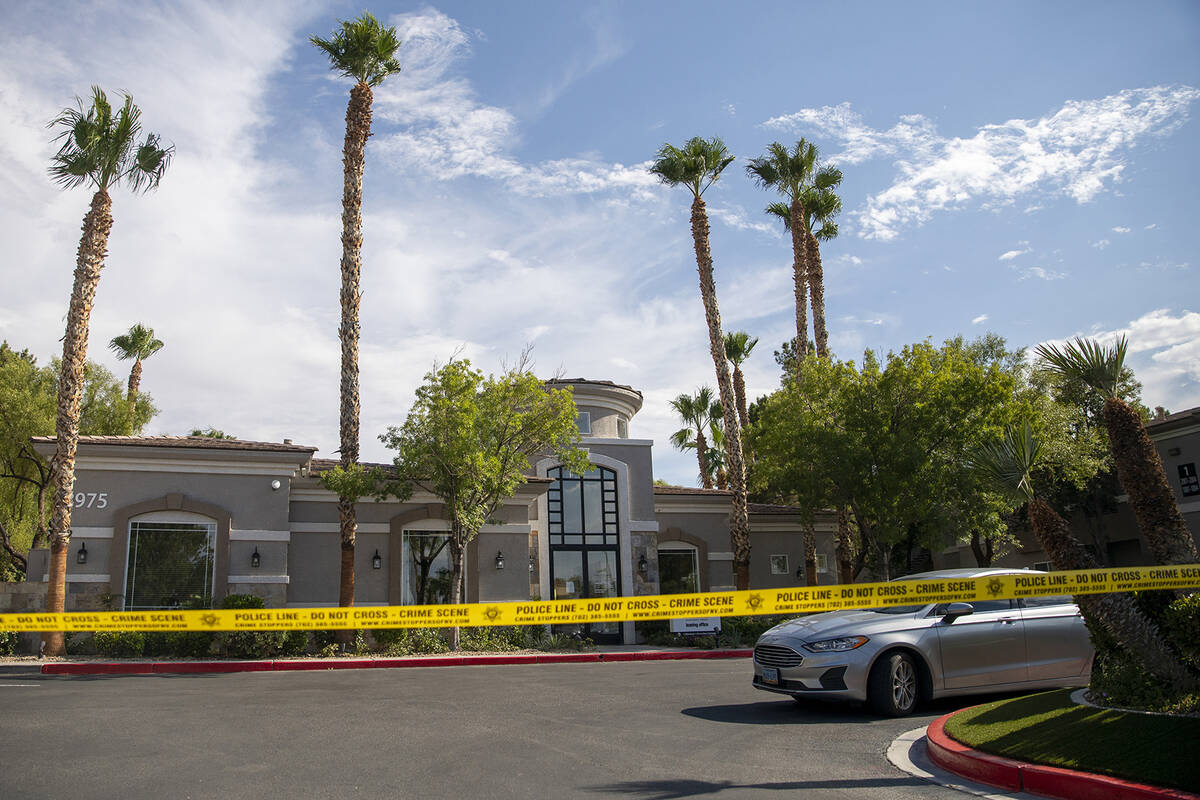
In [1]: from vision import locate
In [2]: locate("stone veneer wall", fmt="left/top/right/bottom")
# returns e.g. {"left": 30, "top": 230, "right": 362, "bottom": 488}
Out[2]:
{"left": 631, "top": 531, "right": 659, "bottom": 595}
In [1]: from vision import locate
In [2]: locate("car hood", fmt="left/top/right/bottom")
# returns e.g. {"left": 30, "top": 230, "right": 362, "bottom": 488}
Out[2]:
{"left": 757, "top": 608, "right": 929, "bottom": 645}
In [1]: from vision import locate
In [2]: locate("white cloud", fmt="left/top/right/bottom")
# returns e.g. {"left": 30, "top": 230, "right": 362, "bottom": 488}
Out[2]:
{"left": 1092, "top": 239, "right": 1111, "bottom": 250}
{"left": 971, "top": 314, "right": 989, "bottom": 325}
{"left": 708, "top": 205, "right": 780, "bottom": 236}
{"left": 1145, "top": 223, "right": 1158, "bottom": 230}
{"left": 1112, "top": 226, "right": 1132, "bottom": 233}
{"left": 764, "top": 86, "right": 1200, "bottom": 240}
{"left": 839, "top": 254, "right": 864, "bottom": 266}
{"left": 373, "top": 9, "right": 656, "bottom": 198}
{"left": 998, "top": 248, "right": 1029, "bottom": 261}
{"left": 1014, "top": 266, "right": 1068, "bottom": 281}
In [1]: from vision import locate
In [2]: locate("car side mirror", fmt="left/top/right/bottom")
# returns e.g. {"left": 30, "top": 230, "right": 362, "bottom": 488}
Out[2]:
{"left": 942, "top": 602, "right": 975, "bottom": 621}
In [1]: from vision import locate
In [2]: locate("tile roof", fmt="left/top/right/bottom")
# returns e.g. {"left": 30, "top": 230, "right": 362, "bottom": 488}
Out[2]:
{"left": 306, "top": 458, "right": 553, "bottom": 484}
{"left": 545, "top": 378, "right": 642, "bottom": 398}
{"left": 31, "top": 435, "right": 317, "bottom": 453}
{"left": 652, "top": 486, "right": 803, "bottom": 513}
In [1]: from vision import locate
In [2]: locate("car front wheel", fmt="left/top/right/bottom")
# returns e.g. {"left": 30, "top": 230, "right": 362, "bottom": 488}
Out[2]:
{"left": 867, "top": 651, "right": 919, "bottom": 716}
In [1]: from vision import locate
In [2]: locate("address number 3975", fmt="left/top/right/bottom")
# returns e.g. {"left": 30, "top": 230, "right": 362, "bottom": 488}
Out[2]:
{"left": 74, "top": 492, "right": 108, "bottom": 509}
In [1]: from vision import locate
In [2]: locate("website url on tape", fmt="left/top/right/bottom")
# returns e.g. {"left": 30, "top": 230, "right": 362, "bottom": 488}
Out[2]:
{"left": 2, "top": 564, "right": 1198, "bottom": 633}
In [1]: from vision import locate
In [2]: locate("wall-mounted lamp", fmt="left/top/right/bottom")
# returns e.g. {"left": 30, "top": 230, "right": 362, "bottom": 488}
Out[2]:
{"left": 637, "top": 554, "right": 648, "bottom": 574}
{"left": 251, "top": 547, "right": 261, "bottom": 569}
{"left": 495, "top": 550, "right": 505, "bottom": 570}
{"left": 270, "top": 479, "right": 281, "bottom": 491}
{"left": 372, "top": 550, "right": 383, "bottom": 570}
{"left": 77, "top": 541, "right": 88, "bottom": 565}
{"left": 796, "top": 565, "right": 804, "bottom": 579}
{"left": 528, "top": 555, "right": 535, "bottom": 573}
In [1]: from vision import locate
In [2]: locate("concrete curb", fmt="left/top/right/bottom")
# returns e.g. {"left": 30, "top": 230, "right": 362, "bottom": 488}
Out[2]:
{"left": 39, "top": 648, "right": 753, "bottom": 675}
{"left": 926, "top": 710, "right": 1200, "bottom": 800}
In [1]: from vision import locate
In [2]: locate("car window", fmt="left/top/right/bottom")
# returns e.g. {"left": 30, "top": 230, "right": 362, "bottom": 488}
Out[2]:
{"left": 1020, "top": 595, "right": 1073, "bottom": 609}
{"left": 930, "top": 599, "right": 1013, "bottom": 615}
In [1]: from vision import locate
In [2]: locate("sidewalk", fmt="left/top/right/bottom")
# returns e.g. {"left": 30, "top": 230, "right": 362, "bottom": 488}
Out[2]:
{"left": 4, "top": 645, "right": 754, "bottom": 676}
{"left": 923, "top": 709, "right": 1199, "bottom": 800}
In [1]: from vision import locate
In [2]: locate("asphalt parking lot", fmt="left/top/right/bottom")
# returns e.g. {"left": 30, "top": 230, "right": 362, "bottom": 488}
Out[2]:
{"left": 1, "top": 659, "right": 982, "bottom": 799}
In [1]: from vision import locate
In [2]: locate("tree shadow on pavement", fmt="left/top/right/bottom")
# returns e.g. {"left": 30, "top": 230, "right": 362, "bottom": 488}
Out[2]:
{"left": 681, "top": 698, "right": 883, "bottom": 725}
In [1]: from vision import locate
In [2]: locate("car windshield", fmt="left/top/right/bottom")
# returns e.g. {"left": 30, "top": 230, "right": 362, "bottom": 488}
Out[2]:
{"left": 866, "top": 604, "right": 928, "bottom": 615}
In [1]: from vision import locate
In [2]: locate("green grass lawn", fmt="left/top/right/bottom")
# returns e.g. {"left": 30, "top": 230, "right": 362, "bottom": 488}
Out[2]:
{"left": 943, "top": 689, "right": 1200, "bottom": 792}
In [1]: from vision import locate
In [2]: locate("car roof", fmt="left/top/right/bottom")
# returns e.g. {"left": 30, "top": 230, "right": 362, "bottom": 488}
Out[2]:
{"left": 895, "top": 567, "right": 1045, "bottom": 581}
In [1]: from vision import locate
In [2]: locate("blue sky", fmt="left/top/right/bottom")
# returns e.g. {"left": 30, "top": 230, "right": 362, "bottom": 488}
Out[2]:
{"left": 1, "top": 1, "right": 1197, "bottom": 486}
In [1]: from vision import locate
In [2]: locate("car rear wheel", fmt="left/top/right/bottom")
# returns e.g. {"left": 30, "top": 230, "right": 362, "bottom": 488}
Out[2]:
{"left": 868, "top": 651, "right": 918, "bottom": 716}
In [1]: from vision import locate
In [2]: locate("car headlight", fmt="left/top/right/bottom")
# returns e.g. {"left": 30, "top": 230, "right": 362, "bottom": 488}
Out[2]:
{"left": 802, "top": 635, "right": 869, "bottom": 653}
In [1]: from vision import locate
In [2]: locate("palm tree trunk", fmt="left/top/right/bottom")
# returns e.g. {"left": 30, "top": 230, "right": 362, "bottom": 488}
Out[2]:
{"left": 336, "top": 81, "right": 374, "bottom": 615}
{"left": 695, "top": 428, "right": 712, "bottom": 490}
{"left": 788, "top": 199, "right": 810, "bottom": 376}
{"left": 835, "top": 508, "right": 855, "bottom": 583}
{"left": 1027, "top": 498, "right": 1198, "bottom": 692}
{"left": 733, "top": 365, "right": 749, "bottom": 432}
{"left": 127, "top": 357, "right": 142, "bottom": 403}
{"left": 690, "top": 196, "right": 751, "bottom": 589}
{"left": 1102, "top": 398, "right": 1199, "bottom": 565}
{"left": 44, "top": 188, "right": 113, "bottom": 657}
{"left": 802, "top": 521, "right": 818, "bottom": 585}
{"left": 806, "top": 230, "right": 829, "bottom": 358}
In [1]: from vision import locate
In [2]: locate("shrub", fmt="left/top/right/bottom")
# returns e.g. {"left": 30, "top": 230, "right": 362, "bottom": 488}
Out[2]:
{"left": 215, "top": 594, "right": 286, "bottom": 659}
{"left": 0, "top": 630, "right": 18, "bottom": 656}
{"left": 280, "top": 630, "right": 309, "bottom": 657}
{"left": 460, "top": 626, "right": 523, "bottom": 652}
{"left": 94, "top": 630, "right": 145, "bottom": 658}
{"left": 382, "top": 627, "right": 450, "bottom": 656}
{"left": 1162, "top": 593, "right": 1200, "bottom": 669}
{"left": 544, "top": 633, "right": 597, "bottom": 652}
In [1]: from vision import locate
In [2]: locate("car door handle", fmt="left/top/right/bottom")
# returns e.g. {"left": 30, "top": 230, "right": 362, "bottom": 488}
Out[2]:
{"left": 998, "top": 618, "right": 1016, "bottom": 625}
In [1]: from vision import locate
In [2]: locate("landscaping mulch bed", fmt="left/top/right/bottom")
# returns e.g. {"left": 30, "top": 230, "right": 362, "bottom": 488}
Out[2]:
{"left": 943, "top": 688, "right": 1200, "bottom": 792}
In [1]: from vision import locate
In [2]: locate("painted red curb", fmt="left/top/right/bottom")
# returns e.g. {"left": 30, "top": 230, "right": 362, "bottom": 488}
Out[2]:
{"left": 37, "top": 648, "right": 754, "bottom": 676}
{"left": 927, "top": 709, "right": 1200, "bottom": 800}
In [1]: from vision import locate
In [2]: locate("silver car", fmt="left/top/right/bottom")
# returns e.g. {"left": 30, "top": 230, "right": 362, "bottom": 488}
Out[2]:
{"left": 752, "top": 568, "right": 1094, "bottom": 716}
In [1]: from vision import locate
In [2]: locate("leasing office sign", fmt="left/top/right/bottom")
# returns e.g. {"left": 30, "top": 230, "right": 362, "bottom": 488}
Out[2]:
{"left": 2, "top": 564, "right": 1198, "bottom": 632}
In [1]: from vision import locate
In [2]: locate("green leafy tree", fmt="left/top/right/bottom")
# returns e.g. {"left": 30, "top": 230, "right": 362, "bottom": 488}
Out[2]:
{"left": 669, "top": 387, "right": 717, "bottom": 489}
{"left": 378, "top": 357, "right": 588, "bottom": 649}
{"left": 971, "top": 424, "right": 1198, "bottom": 694}
{"left": 650, "top": 136, "right": 752, "bottom": 589}
{"left": 311, "top": 13, "right": 402, "bottom": 616}
{"left": 1037, "top": 337, "right": 1198, "bottom": 566}
{"left": 43, "top": 87, "right": 171, "bottom": 657}
{"left": 0, "top": 343, "right": 155, "bottom": 579}
{"left": 108, "top": 323, "right": 163, "bottom": 403}
{"left": 752, "top": 336, "right": 1025, "bottom": 579}
{"left": 189, "top": 427, "right": 236, "bottom": 440}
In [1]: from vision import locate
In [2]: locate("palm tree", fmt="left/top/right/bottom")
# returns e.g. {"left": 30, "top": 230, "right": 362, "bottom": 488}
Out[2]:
{"left": 971, "top": 423, "right": 1198, "bottom": 693}
{"left": 108, "top": 323, "right": 163, "bottom": 403}
{"left": 746, "top": 140, "right": 817, "bottom": 370}
{"left": 669, "top": 388, "right": 717, "bottom": 489}
{"left": 765, "top": 161, "right": 843, "bottom": 358}
{"left": 312, "top": 13, "right": 402, "bottom": 613}
{"left": 724, "top": 331, "right": 759, "bottom": 431}
{"left": 706, "top": 408, "right": 729, "bottom": 490}
{"left": 650, "top": 136, "right": 752, "bottom": 589}
{"left": 44, "top": 87, "right": 172, "bottom": 656}
{"left": 1036, "top": 337, "right": 1198, "bottom": 566}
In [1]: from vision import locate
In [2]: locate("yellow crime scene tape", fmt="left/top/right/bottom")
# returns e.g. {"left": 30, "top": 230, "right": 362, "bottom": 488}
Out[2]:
{"left": 1, "top": 564, "right": 1198, "bottom": 633}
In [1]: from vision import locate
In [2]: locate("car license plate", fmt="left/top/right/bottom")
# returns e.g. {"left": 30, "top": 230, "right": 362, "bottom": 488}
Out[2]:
{"left": 762, "top": 667, "right": 779, "bottom": 685}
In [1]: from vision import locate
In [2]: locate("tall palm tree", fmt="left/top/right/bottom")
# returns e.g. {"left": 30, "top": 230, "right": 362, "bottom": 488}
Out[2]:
{"left": 312, "top": 13, "right": 402, "bottom": 612}
{"left": 1036, "top": 337, "right": 1198, "bottom": 566}
{"left": 108, "top": 323, "right": 163, "bottom": 403}
{"left": 746, "top": 140, "right": 817, "bottom": 372}
{"left": 706, "top": 407, "right": 729, "bottom": 490}
{"left": 669, "top": 388, "right": 716, "bottom": 489}
{"left": 650, "top": 136, "right": 752, "bottom": 589}
{"left": 724, "top": 331, "right": 758, "bottom": 431}
{"left": 971, "top": 424, "right": 1197, "bottom": 692}
{"left": 766, "top": 162, "right": 843, "bottom": 358}
{"left": 44, "top": 87, "right": 172, "bottom": 656}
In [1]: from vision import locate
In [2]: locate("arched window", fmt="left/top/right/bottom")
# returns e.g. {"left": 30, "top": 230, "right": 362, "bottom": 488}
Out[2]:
{"left": 125, "top": 511, "right": 217, "bottom": 610}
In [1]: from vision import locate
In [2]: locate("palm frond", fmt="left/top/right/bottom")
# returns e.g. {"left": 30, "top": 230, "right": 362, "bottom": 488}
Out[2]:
{"left": 311, "top": 12, "right": 402, "bottom": 87}
{"left": 765, "top": 201, "right": 791, "bottom": 231}
{"left": 724, "top": 330, "right": 759, "bottom": 365}
{"left": 968, "top": 423, "right": 1041, "bottom": 502}
{"left": 1034, "top": 336, "right": 1127, "bottom": 400}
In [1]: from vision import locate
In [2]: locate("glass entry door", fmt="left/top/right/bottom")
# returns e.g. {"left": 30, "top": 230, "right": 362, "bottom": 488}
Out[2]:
{"left": 547, "top": 465, "right": 622, "bottom": 643}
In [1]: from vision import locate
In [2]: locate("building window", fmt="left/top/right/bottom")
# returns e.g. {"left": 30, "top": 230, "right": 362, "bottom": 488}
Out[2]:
{"left": 769, "top": 554, "right": 789, "bottom": 575}
{"left": 401, "top": 531, "right": 453, "bottom": 605}
{"left": 1033, "top": 561, "right": 1052, "bottom": 572}
{"left": 616, "top": 418, "right": 628, "bottom": 439}
{"left": 815, "top": 553, "right": 829, "bottom": 572}
{"left": 576, "top": 412, "right": 591, "bottom": 435}
{"left": 659, "top": 546, "right": 699, "bottom": 594}
{"left": 125, "top": 519, "right": 216, "bottom": 610}
{"left": 547, "top": 465, "right": 618, "bottom": 546}
{"left": 1179, "top": 463, "right": 1199, "bottom": 497}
